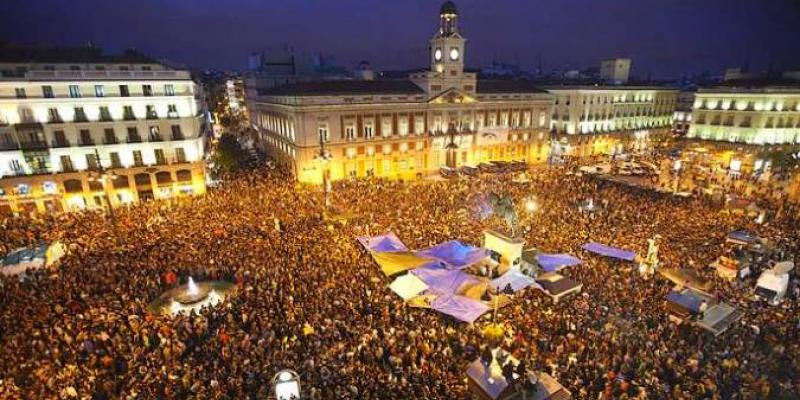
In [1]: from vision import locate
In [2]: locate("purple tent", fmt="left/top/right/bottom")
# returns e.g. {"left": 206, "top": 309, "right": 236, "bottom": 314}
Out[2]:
{"left": 490, "top": 270, "right": 534, "bottom": 293}
{"left": 411, "top": 265, "right": 481, "bottom": 295}
{"left": 356, "top": 233, "right": 408, "bottom": 253}
{"left": 536, "top": 253, "right": 583, "bottom": 272}
{"left": 582, "top": 242, "right": 637, "bottom": 261}
{"left": 416, "top": 240, "right": 489, "bottom": 269}
{"left": 431, "top": 294, "right": 490, "bottom": 323}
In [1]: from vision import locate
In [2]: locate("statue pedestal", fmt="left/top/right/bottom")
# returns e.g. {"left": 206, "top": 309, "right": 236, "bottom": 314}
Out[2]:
{"left": 484, "top": 229, "right": 525, "bottom": 275}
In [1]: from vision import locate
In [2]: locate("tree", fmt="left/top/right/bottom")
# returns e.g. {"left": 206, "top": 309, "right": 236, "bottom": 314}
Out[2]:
{"left": 213, "top": 133, "right": 248, "bottom": 173}
{"left": 766, "top": 150, "right": 800, "bottom": 172}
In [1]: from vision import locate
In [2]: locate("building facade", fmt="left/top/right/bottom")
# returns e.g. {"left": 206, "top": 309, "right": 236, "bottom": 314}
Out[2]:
{"left": 0, "top": 49, "right": 207, "bottom": 215}
{"left": 600, "top": 58, "right": 631, "bottom": 85}
{"left": 546, "top": 86, "right": 677, "bottom": 157}
{"left": 672, "top": 91, "right": 695, "bottom": 136}
{"left": 687, "top": 88, "right": 800, "bottom": 146}
{"left": 248, "top": 2, "right": 553, "bottom": 183}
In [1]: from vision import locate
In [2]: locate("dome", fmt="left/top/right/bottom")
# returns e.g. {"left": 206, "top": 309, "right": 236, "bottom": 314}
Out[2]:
{"left": 440, "top": 1, "right": 457, "bottom": 15}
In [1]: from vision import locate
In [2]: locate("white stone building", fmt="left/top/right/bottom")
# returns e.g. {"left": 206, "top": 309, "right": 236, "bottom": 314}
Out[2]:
{"left": 0, "top": 47, "right": 208, "bottom": 215}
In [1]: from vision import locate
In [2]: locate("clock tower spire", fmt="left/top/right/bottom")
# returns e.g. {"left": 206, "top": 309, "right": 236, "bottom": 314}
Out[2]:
{"left": 411, "top": 2, "right": 476, "bottom": 96}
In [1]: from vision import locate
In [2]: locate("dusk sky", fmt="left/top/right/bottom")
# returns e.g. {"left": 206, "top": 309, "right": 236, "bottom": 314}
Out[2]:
{"left": 2, "top": 0, "right": 799, "bottom": 78}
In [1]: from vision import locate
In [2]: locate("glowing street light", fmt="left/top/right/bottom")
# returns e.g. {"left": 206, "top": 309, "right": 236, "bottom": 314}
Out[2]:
{"left": 524, "top": 198, "right": 538, "bottom": 213}
{"left": 273, "top": 369, "right": 301, "bottom": 400}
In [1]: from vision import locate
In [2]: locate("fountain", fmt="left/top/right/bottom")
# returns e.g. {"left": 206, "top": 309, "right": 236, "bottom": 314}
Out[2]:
{"left": 148, "top": 276, "right": 236, "bottom": 316}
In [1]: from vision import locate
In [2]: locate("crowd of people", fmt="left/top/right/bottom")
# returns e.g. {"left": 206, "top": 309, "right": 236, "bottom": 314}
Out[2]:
{"left": 1, "top": 158, "right": 798, "bottom": 399}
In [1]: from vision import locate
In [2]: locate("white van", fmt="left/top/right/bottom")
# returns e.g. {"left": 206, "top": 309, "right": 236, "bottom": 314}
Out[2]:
{"left": 755, "top": 261, "right": 794, "bottom": 305}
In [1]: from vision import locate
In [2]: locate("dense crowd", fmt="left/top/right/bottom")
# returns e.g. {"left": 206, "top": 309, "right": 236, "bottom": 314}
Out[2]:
{"left": 1, "top": 160, "right": 798, "bottom": 399}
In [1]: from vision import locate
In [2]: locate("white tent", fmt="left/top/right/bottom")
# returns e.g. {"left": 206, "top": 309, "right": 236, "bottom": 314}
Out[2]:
{"left": 390, "top": 273, "right": 429, "bottom": 301}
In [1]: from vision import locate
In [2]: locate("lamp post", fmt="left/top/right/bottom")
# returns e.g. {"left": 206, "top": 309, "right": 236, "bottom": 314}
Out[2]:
{"left": 88, "top": 149, "right": 120, "bottom": 243}
{"left": 314, "top": 134, "right": 333, "bottom": 212}
{"left": 273, "top": 369, "right": 301, "bottom": 400}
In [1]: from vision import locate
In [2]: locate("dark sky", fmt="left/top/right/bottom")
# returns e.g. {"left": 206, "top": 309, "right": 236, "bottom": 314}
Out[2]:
{"left": 2, "top": 0, "right": 799, "bottom": 78}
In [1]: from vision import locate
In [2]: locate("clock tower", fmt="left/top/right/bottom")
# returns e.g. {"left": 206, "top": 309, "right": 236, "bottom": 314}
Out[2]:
{"left": 410, "top": 1, "right": 476, "bottom": 96}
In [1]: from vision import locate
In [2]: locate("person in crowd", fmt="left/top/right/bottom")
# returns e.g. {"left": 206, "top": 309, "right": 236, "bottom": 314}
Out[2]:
{"left": 0, "top": 159, "right": 798, "bottom": 399}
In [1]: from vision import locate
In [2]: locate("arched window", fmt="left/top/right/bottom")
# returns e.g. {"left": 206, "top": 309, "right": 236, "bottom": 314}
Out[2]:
{"left": 176, "top": 169, "right": 192, "bottom": 182}
{"left": 155, "top": 171, "right": 172, "bottom": 184}
{"left": 134, "top": 173, "right": 151, "bottom": 186}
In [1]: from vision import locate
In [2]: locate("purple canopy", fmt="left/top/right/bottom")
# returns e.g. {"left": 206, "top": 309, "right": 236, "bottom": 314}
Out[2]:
{"left": 431, "top": 294, "right": 490, "bottom": 323}
{"left": 490, "top": 269, "right": 534, "bottom": 293}
{"left": 582, "top": 242, "right": 636, "bottom": 261}
{"left": 411, "top": 265, "right": 481, "bottom": 295}
{"left": 416, "top": 240, "right": 488, "bottom": 269}
{"left": 356, "top": 233, "right": 408, "bottom": 253}
{"left": 536, "top": 253, "right": 583, "bottom": 272}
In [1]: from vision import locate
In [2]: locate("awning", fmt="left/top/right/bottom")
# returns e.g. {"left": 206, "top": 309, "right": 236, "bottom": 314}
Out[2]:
{"left": 431, "top": 294, "right": 490, "bottom": 323}
{"left": 582, "top": 242, "right": 636, "bottom": 261}
{"left": 371, "top": 251, "right": 435, "bottom": 276}
{"left": 357, "top": 232, "right": 409, "bottom": 253}
{"left": 389, "top": 273, "right": 429, "bottom": 300}
{"left": 536, "top": 253, "right": 583, "bottom": 272}
{"left": 416, "top": 240, "right": 489, "bottom": 269}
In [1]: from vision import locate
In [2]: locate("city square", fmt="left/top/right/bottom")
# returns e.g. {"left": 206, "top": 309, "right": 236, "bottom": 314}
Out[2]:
{"left": 1, "top": 1, "right": 800, "bottom": 399}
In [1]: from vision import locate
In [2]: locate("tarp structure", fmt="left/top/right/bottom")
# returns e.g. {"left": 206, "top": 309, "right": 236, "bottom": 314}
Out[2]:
{"left": 411, "top": 265, "right": 482, "bottom": 295}
{"left": 431, "top": 294, "right": 490, "bottom": 323}
{"left": 727, "top": 230, "right": 758, "bottom": 245}
{"left": 490, "top": 269, "right": 535, "bottom": 293}
{"left": 1, "top": 243, "right": 48, "bottom": 276}
{"left": 416, "top": 240, "right": 489, "bottom": 269}
{"left": 582, "top": 242, "right": 636, "bottom": 261}
{"left": 371, "top": 251, "right": 435, "bottom": 276}
{"left": 536, "top": 253, "right": 583, "bottom": 272}
{"left": 389, "top": 274, "right": 429, "bottom": 300}
{"left": 357, "top": 233, "right": 409, "bottom": 253}
{"left": 666, "top": 290, "right": 704, "bottom": 313}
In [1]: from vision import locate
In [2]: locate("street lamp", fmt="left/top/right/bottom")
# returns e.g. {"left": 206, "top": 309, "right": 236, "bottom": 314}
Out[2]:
{"left": 524, "top": 198, "right": 538, "bottom": 213}
{"left": 273, "top": 369, "right": 301, "bottom": 400}
{"left": 88, "top": 149, "right": 120, "bottom": 243}
{"left": 314, "top": 135, "right": 333, "bottom": 212}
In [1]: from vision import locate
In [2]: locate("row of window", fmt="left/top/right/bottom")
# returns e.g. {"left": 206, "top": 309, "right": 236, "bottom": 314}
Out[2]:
{"left": 694, "top": 99, "right": 800, "bottom": 112}
{"left": 14, "top": 84, "right": 177, "bottom": 99}
{"left": 19, "top": 104, "right": 180, "bottom": 124}
{"left": 6, "top": 147, "right": 188, "bottom": 176}
{"left": 693, "top": 113, "right": 800, "bottom": 128}
{"left": 554, "top": 94, "right": 675, "bottom": 106}
{"left": 553, "top": 111, "right": 673, "bottom": 121}
{"left": 0, "top": 170, "right": 194, "bottom": 198}
{"left": 47, "top": 124, "right": 185, "bottom": 147}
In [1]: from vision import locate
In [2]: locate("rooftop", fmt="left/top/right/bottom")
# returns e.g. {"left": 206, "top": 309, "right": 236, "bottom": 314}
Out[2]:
{"left": 260, "top": 79, "right": 425, "bottom": 96}
{"left": 0, "top": 44, "right": 158, "bottom": 65}
{"left": 476, "top": 80, "right": 548, "bottom": 94}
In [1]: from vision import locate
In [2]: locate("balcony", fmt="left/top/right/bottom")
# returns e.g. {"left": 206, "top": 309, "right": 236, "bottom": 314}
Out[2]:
{"left": 123, "top": 114, "right": 137, "bottom": 121}
{"left": 0, "top": 141, "right": 20, "bottom": 150}
{"left": 78, "top": 139, "right": 95, "bottom": 146}
{"left": 127, "top": 136, "right": 143, "bottom": 143}
{"left": 171, "top": 133, "right": 185, "bottom": 141}
{"left": 104, "top": 138, "right": 119, "bottom": 145}
{"left": 18, "top": 141, "right": 49, "bottom": 150}
{"left": 148, "top": 135, "right": 164, "bottom": 142}
{"left": 51, "top": 140, "right": 71, "bottom": 148}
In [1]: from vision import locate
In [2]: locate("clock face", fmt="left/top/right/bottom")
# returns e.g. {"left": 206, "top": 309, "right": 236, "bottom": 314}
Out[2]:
{"left": 434, "top": 48, "right": 443, "bottom": 61}
{"left": 450, "top": 47, "right": 460, "bottom": 61}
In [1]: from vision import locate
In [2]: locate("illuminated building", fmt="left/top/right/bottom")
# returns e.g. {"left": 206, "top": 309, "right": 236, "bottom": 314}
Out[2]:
{"left": 684, "top": 75, "right": 800, "bottom": 174}
{"left": 673, "top": 91, "right": 695, "bottom": 135}
{"left": 0, "top": 46, "right": 207, "bottom": 215}
{"left": 546, "top": 86, "right": 677, "bottom": 157}
{"left": 600, "top": 58, "right": 631, "bottom": 85}
{"left": 248, "top": 1, "right": 553, "bottom": 183}
{"left": 688, "top": 87, "right": 800, "bottom": 145}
